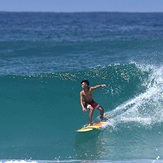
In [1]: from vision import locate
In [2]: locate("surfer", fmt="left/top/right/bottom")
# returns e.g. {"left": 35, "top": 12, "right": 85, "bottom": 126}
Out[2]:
{"left": 80, "top": 80, "right": 108, "bottom": 126}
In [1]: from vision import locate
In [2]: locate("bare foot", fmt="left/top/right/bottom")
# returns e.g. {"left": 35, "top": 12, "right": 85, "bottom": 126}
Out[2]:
{"left": 88, "top": 123, "right": 93, "bottom": 126}
{"left": 100, "top": 116, "right": 108, "bottom": 121}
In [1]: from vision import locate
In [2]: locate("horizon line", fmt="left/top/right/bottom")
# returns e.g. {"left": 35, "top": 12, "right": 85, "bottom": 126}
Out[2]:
{"left": 0, "top": 10, "right": 163, "bottom": 14}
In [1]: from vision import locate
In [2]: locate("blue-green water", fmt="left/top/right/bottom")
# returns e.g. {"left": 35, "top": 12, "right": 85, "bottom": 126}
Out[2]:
{"left": 0, "top": 12, "right": 163, "bottom": 163}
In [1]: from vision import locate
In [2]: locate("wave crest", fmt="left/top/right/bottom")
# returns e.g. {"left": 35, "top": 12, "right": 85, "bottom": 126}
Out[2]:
{"left": 106, "top": 65, "right": 163, "bottom": 127}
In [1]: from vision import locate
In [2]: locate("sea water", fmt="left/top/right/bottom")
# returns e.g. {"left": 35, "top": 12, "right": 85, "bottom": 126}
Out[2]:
{"left": 0, "top": 12, "right": 163, "bottom": 163}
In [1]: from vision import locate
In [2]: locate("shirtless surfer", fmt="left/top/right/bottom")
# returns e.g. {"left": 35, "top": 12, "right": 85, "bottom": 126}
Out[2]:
{"left": 80, "top": 80, "right": 108, "bottom": 126}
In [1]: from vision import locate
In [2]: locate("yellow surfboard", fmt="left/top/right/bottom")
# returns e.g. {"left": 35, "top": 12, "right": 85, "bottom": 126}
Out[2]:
{"left": 76, "top": 121, "right": 107, "bottom": 132}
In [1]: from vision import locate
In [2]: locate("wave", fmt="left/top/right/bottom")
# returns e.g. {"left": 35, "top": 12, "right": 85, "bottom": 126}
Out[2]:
{"left": 0, "top": 63, "right": 163, "bottom": 160}
{"left": 105, "top": 65, "right": 163, "bottom": 128}
{"left": 1, "top": 159, "right": 163, "bottom": 163}
{"left": 1, "top": 63, "right": 162, "bottom": 125}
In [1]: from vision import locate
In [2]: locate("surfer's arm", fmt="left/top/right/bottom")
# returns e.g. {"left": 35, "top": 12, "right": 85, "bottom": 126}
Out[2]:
{"left": 80, "top": 92, "right": 87, "bottom": 112}
{"left": 91, "top": 84, "right": 106, "bottom": 90}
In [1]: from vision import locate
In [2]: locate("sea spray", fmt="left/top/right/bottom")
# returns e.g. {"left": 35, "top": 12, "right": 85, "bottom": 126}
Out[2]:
{"left": 105, "top": 65, "right": 163, "bottom": 128}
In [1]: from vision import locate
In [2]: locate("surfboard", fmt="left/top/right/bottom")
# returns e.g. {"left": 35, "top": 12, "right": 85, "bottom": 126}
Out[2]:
{"left": 76, "top": 121, "right": 107, "bottom": 132}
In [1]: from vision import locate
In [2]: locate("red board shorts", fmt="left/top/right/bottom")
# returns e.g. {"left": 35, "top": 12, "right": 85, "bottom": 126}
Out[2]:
{"left": 83, "top": 100, "right": 99, "bottom": 110}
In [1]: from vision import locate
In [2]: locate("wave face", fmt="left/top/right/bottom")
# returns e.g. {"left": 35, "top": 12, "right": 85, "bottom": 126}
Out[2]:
{"left": 0, "top": 64, "right": 163, "bottom": 161}
{"left": 0, "top": 12, "right": 163, "bottom": 162}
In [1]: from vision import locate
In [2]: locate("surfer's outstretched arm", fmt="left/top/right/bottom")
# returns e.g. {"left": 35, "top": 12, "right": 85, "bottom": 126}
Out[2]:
{"left": 90, "top": 84, "right": 106, "bottom": 91}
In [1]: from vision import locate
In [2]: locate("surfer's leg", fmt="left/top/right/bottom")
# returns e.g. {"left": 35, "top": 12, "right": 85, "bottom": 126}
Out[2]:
{"left": 88, "top": 106, "right": 94, "bottom": 125}
{"left": 97, "top": 106, "right": 108, "bottom": 121}
{"left": 98, "top": 106, "right": 104, "bottom": 119}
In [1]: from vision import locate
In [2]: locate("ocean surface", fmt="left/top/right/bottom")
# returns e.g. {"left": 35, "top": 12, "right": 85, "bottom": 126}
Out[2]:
{"left": 0, "top": 12, "right": 163, "bottom": 163}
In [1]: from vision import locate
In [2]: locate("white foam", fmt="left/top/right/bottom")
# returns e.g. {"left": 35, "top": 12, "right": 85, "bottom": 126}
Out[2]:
{"left": 2, "top": 161, "right": 38, "bottom": 163}
{"left": 105, "top": 65, "right": 163, "bottom": 127}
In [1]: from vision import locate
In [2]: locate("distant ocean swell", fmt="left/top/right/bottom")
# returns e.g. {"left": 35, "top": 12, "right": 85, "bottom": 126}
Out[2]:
{"left": 1, "top": 39, "right": 163, "bottom": 75}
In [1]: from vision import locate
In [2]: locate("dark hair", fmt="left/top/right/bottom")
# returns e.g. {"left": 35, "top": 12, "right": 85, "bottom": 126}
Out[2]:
{"left": 81, "top": 80, "right": 89, "bottom": 86}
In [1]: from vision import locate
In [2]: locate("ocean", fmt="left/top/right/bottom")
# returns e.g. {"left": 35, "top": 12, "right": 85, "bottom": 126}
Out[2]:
{"left": 0, "top": 12, "right": 163, "bottom": 163}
